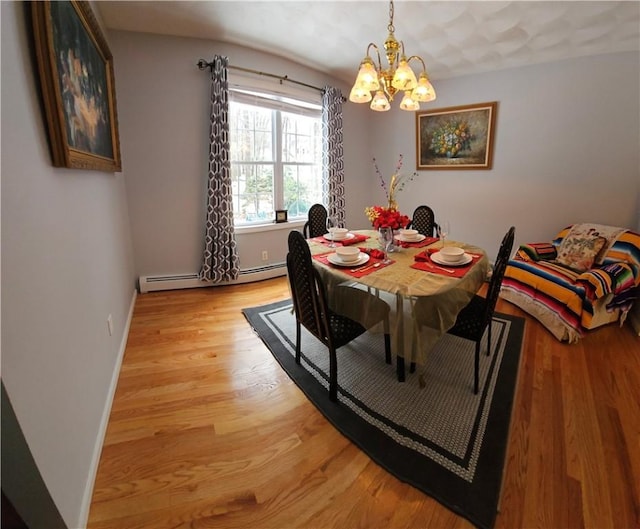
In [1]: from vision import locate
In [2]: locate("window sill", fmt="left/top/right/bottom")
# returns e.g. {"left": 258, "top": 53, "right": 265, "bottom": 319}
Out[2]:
{"left": 235, "top": 219, "right": 305, "bottom": 235}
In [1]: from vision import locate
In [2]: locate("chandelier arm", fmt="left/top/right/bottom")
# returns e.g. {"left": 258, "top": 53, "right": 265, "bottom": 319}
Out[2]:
{"left": 368, "top": 43, "right": 391, "bottom": 100}
{"left": 406, "top": 55, "right": 427, "bottom": 73}
{"left": 366, "top": 42, "right": 384, "bottom": 71}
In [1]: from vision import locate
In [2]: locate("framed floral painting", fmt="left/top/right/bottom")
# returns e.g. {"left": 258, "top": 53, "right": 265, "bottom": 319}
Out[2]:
{"left": 31, "top": 0, "right": 122, "bottom": 172}
{"left": 416, "top": 101, "right": 497, "bottom": 170}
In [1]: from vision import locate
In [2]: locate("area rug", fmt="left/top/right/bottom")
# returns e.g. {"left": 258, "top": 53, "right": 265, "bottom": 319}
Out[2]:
{"left": 242, "top": 299, "right": 525, "bottom": 529}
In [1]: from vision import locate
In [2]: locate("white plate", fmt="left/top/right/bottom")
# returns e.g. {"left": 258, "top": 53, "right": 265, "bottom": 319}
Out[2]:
{"left": 324, "top": 232, "right": 355, "bottom": 241}
{"left": 431, "top": 251, "right": 472, "bottom": 267}
{"left": 327, "top": 252, "right": 370, "bottom": 267}
{"left": 396, "top": 234, "right": 426, "bottom": 243}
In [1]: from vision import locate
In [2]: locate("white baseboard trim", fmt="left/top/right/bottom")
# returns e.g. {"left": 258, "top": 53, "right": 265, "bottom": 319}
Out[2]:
{"left": 139, "top": 263, "right": 287, "bottom": 293}
{"left": 78, "top": 288, "right": 137, "bottom": 528}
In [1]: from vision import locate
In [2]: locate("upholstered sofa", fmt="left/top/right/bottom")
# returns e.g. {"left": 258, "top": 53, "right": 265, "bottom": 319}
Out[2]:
{"left": 501, "top": 224, "right": 640, "bottom": 343}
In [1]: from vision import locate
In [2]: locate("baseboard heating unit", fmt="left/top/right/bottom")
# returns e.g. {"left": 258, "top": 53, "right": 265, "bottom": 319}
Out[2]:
{"left": 139, "top": 263, "right": 286, "bottom": 293}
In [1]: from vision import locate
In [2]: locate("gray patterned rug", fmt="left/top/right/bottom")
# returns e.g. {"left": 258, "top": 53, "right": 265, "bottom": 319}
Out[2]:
{"left": 242, "top": 299, "right": 525, "bottom": 529}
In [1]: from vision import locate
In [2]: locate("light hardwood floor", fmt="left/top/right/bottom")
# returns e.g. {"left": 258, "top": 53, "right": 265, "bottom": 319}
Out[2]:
{"left": 88, "top": 277, "right": 640, "bottom": 529}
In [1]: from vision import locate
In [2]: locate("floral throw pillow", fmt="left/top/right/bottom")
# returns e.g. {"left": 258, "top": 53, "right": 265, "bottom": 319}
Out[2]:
{"left": 555, "top": 232, "right": 606, "bottom": 272}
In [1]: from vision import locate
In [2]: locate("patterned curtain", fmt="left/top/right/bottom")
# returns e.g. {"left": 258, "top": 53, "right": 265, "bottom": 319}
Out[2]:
{"left": 322, "top": 86, "right": 345, "bottom": 226}
{"left": 199, "top": 56, "right": 240, "bottom": 282}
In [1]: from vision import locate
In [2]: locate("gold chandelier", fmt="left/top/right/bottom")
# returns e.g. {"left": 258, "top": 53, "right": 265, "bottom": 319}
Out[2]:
{"left": 349, "top": 0, "right": 436, "bottom": 112}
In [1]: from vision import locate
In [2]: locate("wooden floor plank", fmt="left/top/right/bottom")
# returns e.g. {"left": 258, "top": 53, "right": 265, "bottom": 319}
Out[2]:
{"left": 88, "top": 277, "right": 640, "bottom": 528}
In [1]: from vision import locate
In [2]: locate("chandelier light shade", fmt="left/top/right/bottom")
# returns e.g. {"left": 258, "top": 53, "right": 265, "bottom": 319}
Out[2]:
{"left": 349, "top": 0, "right": 436, "bottom": 112}
{"left": 371, "top": 90, "right": 391, "bottom": 112}
{"left": 399, "top": 91, "right": 420, "bottom": 111}
{"left": 349, "top": 84, "right": 373, "bottom": 103}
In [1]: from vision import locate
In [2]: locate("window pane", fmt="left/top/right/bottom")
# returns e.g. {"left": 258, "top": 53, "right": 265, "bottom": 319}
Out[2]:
{"left": 230, "top": 93, "right": 323, "bottom": 226}
{"left": 284, "top": 164, "right": 323, "bottom": 218}
{"left": 231, "top": 163, "right": 274, "bottom": 223}
{"left": 282, "top": 112, "right": 321, "bottom": 163}
{"left": 230, "top": 103, "right": 273, "bottom": 162}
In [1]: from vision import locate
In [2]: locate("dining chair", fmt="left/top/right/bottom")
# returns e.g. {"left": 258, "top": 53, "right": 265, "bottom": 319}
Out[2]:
{"left": 446, "top": 226, "right": 516, "bottom": 394}
{"left": 408, "top": 205, "right": 436, "bottom": 237}
{"left": 287, "top": 230, "right": 391, "bottom": 401}
{"left": 302, "top": 203, "right": 328, "bottom": 239}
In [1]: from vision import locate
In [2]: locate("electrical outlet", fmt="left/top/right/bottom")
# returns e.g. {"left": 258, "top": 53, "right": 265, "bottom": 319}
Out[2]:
{"left": 107, "top": 314, "right": 113, "bottom": 336}
{"left": 262, "top": 250, "right": 268, "bottom": 261}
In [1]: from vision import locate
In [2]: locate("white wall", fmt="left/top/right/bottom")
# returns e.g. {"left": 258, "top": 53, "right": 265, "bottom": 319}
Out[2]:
{"left": 110, "top": 30, "right": 373, "bottom": 280}
{"left": 368, "top": 51, "right": 640, "bottom": 259}
{"left": 114, "top": 28, "right": 638, "bottom": 274}
{"left": 1, "top": 3, "right": 137, "bottom": 528}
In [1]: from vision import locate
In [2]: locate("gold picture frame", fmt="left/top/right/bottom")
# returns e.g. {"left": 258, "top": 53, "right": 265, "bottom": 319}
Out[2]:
{"left": 31, "top": 1, "right": 122, "bottom": 172}
{"left": 416, "top": 102, "right": 497, "bottom": 170}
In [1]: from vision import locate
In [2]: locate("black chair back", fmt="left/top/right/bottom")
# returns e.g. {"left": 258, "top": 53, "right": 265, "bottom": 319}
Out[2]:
{"left": 303, "top": 204, "right": 328, "bottom": 239}
{"left": 287, "top": 230, "right": 327, "bottom": 341}
{"left": 286, "top": 230, "right": 392, "bottom": 401}
{"left": 443, "top": 225, "right": 515, "bottom": 393}
{"left": 410, "top": 205, "right": 436, "bottom": 237}
{"left": 483, "top": 226, "right": 516, "bottom": 329}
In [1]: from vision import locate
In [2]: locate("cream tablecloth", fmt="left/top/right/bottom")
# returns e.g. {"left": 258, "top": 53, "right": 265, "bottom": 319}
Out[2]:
{"left": 309, "top": 230, "right": 489, "bottom": 370}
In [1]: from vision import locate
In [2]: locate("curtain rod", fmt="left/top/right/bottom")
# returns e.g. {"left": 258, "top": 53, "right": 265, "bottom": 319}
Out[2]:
{"left": 197, "top": 59, "right": 345, "bottom": 100}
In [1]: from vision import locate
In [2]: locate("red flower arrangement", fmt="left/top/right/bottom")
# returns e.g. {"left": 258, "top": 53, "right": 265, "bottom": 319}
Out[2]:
{"left": 364, "top": 154, "right": 415, "bottom": 230}
{"left": 365, "top": 205, "right": 410, "bottom": 230}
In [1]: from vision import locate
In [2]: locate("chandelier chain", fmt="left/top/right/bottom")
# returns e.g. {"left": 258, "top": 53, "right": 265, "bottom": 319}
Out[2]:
{"left": 387, "top": 0, "right": 395, "bottom": 34}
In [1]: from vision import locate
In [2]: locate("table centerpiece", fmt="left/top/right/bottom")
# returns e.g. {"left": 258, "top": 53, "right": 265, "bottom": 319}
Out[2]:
{"left": 364, "top": 154, "right": 415, "bottom": 230}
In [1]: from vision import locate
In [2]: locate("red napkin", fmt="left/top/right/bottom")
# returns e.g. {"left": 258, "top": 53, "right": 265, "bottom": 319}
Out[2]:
{"left": 414, "top": 248, "right": 440, "bottom": 261}
{"left": 339, "top": 234, "right": 370, "bottom": 246}
{"left": 312, "top": 253, "right": 392, "bottom": 277}
{"left": 397, "top": 236, "right": 439, "bottom": 248}
{"left": 312, "top": 233, "right": 369, "bottom": 246}
{"left": 411, "top": 249, "right": 482, "bottom": 278}
{"left": 359, "top": 247, "right": 385, "bottom": 260}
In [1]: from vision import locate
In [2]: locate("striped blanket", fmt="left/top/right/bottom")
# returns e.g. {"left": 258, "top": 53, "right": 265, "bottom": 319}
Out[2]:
{"left": 502, "top": 227, "right": 640, "bottom": 336}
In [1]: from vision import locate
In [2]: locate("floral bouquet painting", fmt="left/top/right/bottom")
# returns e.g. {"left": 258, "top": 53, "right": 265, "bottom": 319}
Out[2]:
{"left": 416, "top": 102, "right": 497, "bottom": 170}
{"left": 429, "top": 120, "right": 472, "bottom": 158}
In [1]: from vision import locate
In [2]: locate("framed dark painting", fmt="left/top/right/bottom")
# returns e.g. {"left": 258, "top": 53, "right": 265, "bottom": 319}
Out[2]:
{"left": 416, "top": 101, "right": 497, "bottom": 170}
{"left": 31, "top": 1, "right": 122, "bottom": 172}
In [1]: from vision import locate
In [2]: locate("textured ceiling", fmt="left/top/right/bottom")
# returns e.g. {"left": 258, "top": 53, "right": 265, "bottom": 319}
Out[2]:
{"left": 96, "top": 1, "right": 640, "bottom": 83}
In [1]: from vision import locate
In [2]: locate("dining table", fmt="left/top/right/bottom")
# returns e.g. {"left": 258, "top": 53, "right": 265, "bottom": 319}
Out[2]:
{"left": 307, "top": 229, "right": 490, "bottom": 384}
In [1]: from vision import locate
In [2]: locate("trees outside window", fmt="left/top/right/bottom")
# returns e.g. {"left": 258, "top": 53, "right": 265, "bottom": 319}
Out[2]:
{"left": 229, "top": 91, "right": 323, "bottom": 225}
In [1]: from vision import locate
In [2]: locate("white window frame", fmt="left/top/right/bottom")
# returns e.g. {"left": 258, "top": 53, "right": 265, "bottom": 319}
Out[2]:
{"left": 228, "top": 80, "right": 324, "bottom": 230}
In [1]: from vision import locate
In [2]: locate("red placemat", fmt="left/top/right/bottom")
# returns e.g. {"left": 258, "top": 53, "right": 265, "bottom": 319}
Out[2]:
{"left": 339, "top": 234, "right": 370, "bottom": 246}
{"left": 310, "top": 234, "right": 369, "bottom": 247}
{"left": 313, "top": 252, "right": 393, "bottom": 277}
{"left": 396, "top": 236, "right": 439, "bottom": 248}
{"left": 411, "top": 249, "right": 482, "bottom": 278}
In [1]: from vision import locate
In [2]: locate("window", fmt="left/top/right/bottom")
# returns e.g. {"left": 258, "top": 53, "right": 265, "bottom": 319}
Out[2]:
{"left": 229, "top": 90, "right": 323, "bottom": 226}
